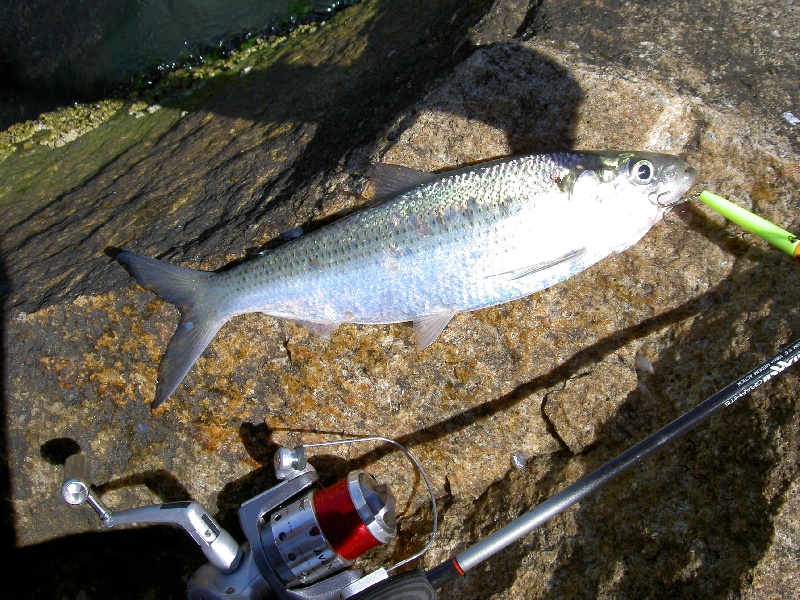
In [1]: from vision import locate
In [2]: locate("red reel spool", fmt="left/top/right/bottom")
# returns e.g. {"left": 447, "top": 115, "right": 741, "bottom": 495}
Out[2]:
{"left": 315, "top": 476, "right": 382, "bottom": 560}
{"left": 266, "top": 470, "right": 396, "bottom": 585}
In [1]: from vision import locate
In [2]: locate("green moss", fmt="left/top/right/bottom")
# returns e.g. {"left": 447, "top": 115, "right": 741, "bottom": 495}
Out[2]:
{"left": 0, "top": 103, "right": 182, "bottom": 211}
{"left": 0, "top": 1, "right": 371, "bottom": 216}
{"left": 0, "top": 100, "right": 124, "bottom": 161}
{"left": 286, "top": 0, "right": 315, "bottom": 21}
{"left": 0, "top": 27, "right": 304, "bottom": 213}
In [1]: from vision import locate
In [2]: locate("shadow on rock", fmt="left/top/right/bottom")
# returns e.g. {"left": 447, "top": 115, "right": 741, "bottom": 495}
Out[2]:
{"left": 0, "top": 255, "right": 12, "bottom": 555}
{"left": 8, "top": 527, "right": 201, "bottom": 598}
{"left": 6, "top": 439, "right": 204, "bottom": 598}
{"left": 533, "top": 222, "right": 800, "bottom": 598}
{"left": 213, "top": 422, "right": 284, "bottom": 537}
{"left": 438, "top": 231, "right": 800, "bottom": 597}
{"left": 1, "top": 0, "right": 582, "bottom": 314}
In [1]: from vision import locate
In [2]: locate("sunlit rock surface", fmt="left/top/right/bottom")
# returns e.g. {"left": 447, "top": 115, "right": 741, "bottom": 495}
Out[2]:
{"left": 2, "top": 0, "right": 798, "bottom": 598}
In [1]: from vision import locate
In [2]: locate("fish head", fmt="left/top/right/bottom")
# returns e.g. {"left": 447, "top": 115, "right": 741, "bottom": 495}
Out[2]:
{"left": 569, "top": 151, "right": 697, "bottom": 252}
{"left": 609, "top": 151, "right": 697, "bottom": 209}
{"left": 569, "top": 151, "right": 696, "bottom": 211}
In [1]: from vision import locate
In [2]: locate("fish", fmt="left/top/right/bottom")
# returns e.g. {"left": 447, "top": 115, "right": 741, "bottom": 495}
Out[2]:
{"left": 117, "top": 151, "right": 696, "bottom": 408}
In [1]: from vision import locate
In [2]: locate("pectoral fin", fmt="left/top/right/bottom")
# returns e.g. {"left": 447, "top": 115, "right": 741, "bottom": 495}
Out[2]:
{"left": 412, "top": 308, "right": 458, "bottom": 349}
{"left": 487, "top": 248, "right": 587, "bottom": 281}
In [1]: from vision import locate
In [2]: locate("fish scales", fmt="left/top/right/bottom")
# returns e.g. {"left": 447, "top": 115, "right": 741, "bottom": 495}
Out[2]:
{"left": 117, "top": 151, "right": 696, "bottom": 407}
{"left": 221, "top": 154, "right": 574, "bottom": 323}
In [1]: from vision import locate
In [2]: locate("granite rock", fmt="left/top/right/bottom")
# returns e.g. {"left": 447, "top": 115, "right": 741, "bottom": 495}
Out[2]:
{"left": 2, "top": 0, "right": 799, "bottom": 598}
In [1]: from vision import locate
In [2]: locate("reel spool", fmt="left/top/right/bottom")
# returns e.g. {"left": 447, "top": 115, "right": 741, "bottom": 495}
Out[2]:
{"left": 263, "top": 470, "right": 397, "bottom": 585}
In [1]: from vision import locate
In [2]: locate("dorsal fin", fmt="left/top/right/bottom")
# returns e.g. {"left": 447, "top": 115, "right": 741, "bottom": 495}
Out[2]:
{"left": 370, "top": 163, "right": 437, "bottom": 203}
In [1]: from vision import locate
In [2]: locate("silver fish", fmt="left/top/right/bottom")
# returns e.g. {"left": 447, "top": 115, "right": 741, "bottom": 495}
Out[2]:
{"left": 118, "top": 151, "right": 696, "bottom": 407}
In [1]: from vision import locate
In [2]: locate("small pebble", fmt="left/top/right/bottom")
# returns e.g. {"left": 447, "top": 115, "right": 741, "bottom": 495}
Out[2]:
{"left": 783, "top": 111, "right": 800, "bottom": 126}
{"left": 280, "top": 226, "right": 304, "bottom": 240}
{"left": 511, "top": 451, "right": 530, "bottom": 469}
{"left": 635, "top": 350, "right": 655, "bottom": 374}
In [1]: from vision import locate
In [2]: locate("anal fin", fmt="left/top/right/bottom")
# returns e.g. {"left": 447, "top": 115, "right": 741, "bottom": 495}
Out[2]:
{"left": 412, "top": 308, "right": 458, "bottom": 350}
{"left": 294, "top": 320, "right": 340, "bottom": 338}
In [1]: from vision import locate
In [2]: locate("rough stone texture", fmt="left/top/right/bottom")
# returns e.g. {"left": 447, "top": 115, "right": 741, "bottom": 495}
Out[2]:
{"left": 2, "top": 0, "right": 799, "bottom": 598}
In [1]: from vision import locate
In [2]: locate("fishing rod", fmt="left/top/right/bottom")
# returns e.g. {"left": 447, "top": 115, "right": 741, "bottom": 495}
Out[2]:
{"left": 61, "top": 335, "right": 800, "bottom": 599}
{"left": 424, "top": 336, "right": 800, "bottom": 591}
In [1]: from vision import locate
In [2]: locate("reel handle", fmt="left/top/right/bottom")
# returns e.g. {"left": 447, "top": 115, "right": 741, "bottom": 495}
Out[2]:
{"left": 61, "top": 452, "right": 242, "bottom": 573}
{"left": 62, "top": 453, "right": 111, "bottom": 520}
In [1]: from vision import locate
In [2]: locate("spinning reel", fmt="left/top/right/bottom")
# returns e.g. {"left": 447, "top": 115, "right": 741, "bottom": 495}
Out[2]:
{"left": 62, "top": 437, "right": 438, "bottom": 600}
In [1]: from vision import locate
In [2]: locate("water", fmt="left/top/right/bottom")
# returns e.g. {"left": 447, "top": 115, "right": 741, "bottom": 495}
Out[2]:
{"left": 99, "top": 0, "right": 341, "bottom": 80}
{"left": 1, "top": 0, "right": 352, "bottom": 109}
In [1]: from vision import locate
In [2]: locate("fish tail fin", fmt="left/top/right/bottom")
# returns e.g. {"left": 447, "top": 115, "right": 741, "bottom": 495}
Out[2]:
{"left": 116, "top": 251, "right": 228, "bottom": 409}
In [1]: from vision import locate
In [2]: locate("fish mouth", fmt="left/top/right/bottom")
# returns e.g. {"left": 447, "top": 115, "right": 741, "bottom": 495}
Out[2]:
{"left": 657, "top": 166, "right": 698, "bottom": 207}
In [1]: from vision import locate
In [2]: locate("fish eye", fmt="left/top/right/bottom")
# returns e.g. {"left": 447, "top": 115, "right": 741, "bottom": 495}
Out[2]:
{"left": 630, "top": 159, "right": 654, "bottom": 184}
